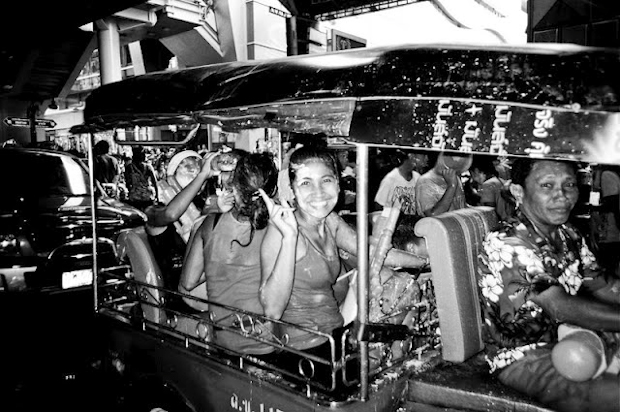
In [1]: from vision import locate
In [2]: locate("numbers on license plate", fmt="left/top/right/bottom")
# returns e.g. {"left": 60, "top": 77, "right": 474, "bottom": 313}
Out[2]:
{"left": 62, "top": 269, "right": 93, "bottom": 289}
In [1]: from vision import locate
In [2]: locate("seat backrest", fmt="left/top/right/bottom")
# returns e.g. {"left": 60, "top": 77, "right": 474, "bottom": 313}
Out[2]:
{"left": 116, "top": 226, "right": 167, "bottom": 324}
{"left": 116, "top": 226, "right": 207, "bottom": 340}
{"left": 414, "top": 206, "right": 499, "bottom": 363}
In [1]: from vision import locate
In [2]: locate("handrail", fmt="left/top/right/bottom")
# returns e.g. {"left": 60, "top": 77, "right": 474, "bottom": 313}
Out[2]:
{"left": 97, "top": 265, "right": 440, "bottom": 399}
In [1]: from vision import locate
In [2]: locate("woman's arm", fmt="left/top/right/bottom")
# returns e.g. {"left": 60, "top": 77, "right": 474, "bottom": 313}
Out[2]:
{"left": 147, "top": 153, "right": 217, "bottom": 228}
{"left": 328, "top": 212, "right": 429, "bottom": 269}
{"left": 259, "top": 225, "right": 298, "bottom": 319}
{"left": 258, "top": 190, "right": 298, "bottom": 319}
{"left": 179, "top": 218, "right": 208, "bottom": 291}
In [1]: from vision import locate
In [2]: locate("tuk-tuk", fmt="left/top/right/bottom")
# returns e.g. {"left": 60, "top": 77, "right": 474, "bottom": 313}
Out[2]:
{"left": 71, "top": 42, "right": 620, "bottom": 412}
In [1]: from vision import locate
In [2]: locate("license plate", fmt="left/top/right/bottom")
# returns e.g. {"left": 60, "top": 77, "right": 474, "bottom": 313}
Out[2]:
{"left": 62, "top": 269, "right": 93, "bottom": 289}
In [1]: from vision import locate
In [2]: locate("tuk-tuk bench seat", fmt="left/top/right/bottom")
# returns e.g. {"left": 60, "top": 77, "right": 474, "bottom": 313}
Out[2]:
{"left": 116, "top": 226, "right": 204, "bottom": 338}
{"left": 414, "top": 206, "right": 498, "bottom": 363}
{"left": 411, "top": 207, "right": 553, "bottom": 412}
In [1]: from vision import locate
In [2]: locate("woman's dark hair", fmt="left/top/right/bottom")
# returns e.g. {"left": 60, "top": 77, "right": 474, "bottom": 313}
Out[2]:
{"left": 288, "top": 145, "right": 339, "bottom": 185}
{"left": 511, "top": 157, "right": 579, "bottom": 187}
{"left": 392, "top": 214, "right": 423, "bottom": 251}
{"left": 231, "top": 152, "right": 278, "bottom": 246}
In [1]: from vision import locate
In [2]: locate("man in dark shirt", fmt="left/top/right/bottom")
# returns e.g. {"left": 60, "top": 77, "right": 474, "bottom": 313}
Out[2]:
{"left": 93, "top": 140, "right": 120, "bottom": 198}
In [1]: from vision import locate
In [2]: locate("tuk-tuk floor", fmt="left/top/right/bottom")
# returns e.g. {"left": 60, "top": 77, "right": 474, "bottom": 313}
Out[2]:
{"left": 406, "top": 355, "right": 553, "bottom": 412}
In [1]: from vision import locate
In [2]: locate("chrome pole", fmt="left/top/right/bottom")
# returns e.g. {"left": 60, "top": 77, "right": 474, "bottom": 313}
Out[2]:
{"left": 87, "top": 133, "right": 98, "bottom": 313}
{"left": 355, "top": 143, "right": 369, "bottom": 400}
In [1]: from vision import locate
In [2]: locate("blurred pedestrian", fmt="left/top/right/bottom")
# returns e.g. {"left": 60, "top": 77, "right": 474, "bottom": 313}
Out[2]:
{"left": 93, "top": 140, "right": 121, "bottom": 198}
{"left": 125, "top": 146, "right": 158, "bottom": 211}
{"left": 415, "top": 151, "right": 471, "bottom": 217}
{"left": 374, "top": 150, "right": 428, "bottom": 215}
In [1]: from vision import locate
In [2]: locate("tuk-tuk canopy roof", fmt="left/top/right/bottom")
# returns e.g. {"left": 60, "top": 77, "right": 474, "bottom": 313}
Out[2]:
{"left": 72, "top": 43, "right": 620, "bottom": 163}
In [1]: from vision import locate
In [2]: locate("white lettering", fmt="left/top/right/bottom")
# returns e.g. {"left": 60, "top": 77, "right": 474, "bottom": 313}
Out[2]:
{"left": 461, "top": 120, "right": 479, "bottom": 152}
{"left": 231, "top": 393, "right": 239, "bottom": 409}
{"left": 432, "top": 100, "right": 453, "bottom": 149}
{"left": 525, "top": 142, "right": 551, "bottom": 157}
{"left": 490, "top": 105, "right": 512, "bottom": 154}
{"left": 230, "top": 393, "right": 284, "bottom": 412}
{"left": 533, "top": 109, "right": 554, "bottom": 139}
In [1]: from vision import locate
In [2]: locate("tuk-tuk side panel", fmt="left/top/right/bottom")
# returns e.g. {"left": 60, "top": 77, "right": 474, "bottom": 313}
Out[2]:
{"left": 99, "top": 315, "right": 409, "bottom": 412}
{"left": 350, "top": 99, "right": 620, "bottom": 163}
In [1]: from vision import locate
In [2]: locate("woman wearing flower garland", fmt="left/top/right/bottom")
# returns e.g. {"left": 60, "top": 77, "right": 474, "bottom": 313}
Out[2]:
{"left": 477, "top": 158, "right": 620, "bottom": 412}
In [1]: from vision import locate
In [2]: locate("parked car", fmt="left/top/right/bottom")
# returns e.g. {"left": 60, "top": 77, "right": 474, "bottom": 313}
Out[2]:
{"left": 0, "top": 147, "right": 146, "bottom": 295}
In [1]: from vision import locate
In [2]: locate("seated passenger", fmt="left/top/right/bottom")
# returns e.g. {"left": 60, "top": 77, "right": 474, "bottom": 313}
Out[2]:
{"left": 179, "top": 152, "right": 279, "bottom": 355}
{"left": 415, "top": 151, "right": 472, "bottom": 217}
{"left": 476, "top": 157, "right": 620, "bottom": 412}
{"left": 476, "top": 156, "right": 516, "bottom": 222}
{"left": 259, "top": 146, "right": 429, "bottom": 385}
{"left": 145, "top": 150, "right": 227, "bottom": 291}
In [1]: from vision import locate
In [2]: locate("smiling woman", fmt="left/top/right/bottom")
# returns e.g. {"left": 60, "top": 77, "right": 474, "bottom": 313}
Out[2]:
{"left": 258, "top": 145, "right": 429, "bottom": 388}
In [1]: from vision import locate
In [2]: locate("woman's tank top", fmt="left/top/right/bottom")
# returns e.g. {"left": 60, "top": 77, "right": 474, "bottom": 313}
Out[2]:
{"left": 203, "top": 212, "right": 273, "bottom": 354}
{"left": 281, "top": 225, "right": 344, "bottom": 350}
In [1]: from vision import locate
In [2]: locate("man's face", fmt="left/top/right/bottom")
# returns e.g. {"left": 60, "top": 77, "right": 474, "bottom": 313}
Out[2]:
{"left": 409, "top": 153, "right": 428, "bottom": 170}
{"left": 337, "top": 151, "right": 349, "bottom": 168}
{"left": 438, "top": 153, "right": 473, "bottom": 174}
{"left": 520, "top": 161, "right": 579, "bottom": 228}
{"left": 471, "top": 168, "right": 488, "bottom": 185}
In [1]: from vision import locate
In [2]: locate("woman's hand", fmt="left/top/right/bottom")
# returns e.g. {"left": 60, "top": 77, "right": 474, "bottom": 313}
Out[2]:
{"left": 258, "top": 188, "right": 297, "bottom": 239}
{"left": 217, "top": 189, "right": 235, "bottom": 213}
{"left": 200, "top": 152, "right": 221, "bottom": 179}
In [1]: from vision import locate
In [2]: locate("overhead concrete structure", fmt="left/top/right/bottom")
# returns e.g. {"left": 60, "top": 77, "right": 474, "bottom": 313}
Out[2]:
{"left": 526, "top": 0, "right": 620, "bottom": 46}
{"left": 1, "top": 0, "right": 209, "bottom": 145}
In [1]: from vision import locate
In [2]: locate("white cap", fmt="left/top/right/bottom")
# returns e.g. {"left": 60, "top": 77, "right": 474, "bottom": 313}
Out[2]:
{"left": 166, "top": 150, "right": 201, "bottom": 177}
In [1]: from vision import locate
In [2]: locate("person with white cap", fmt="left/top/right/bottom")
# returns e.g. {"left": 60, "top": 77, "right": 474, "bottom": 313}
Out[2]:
{"left": 144, "top": 149, "right": 237, "bottom": 291}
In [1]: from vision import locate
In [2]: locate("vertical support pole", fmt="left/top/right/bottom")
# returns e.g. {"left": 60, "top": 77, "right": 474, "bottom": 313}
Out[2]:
{"left": 97, "top": 18, "right": 123, "bottom": 85}
{"left": 355, "top": 144, "right": 369, "bottom": 400}
{"left": 27, "top": 103, "right": 38, "bottom": 145}
{"left": 286, "top": 16, "right": 298, "bottom": 56}
{"left": 128, "top": 41, "right": 146, "bottom": 76}
{"left": 87, "top": 133, "right": 99, "bottom": 313}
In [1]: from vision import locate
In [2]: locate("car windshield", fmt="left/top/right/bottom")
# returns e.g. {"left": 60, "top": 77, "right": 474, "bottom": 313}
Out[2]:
{"left": 3, "top": 151, "right": 90, "bottom": 199}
